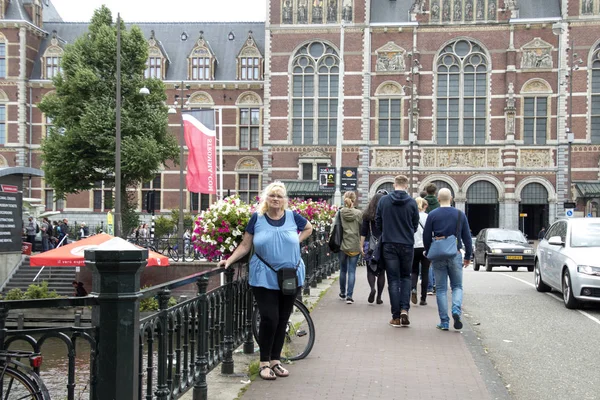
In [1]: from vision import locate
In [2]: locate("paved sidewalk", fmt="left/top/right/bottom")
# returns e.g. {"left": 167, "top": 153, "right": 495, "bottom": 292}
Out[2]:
{"left": 242, "top": 265, "right": 509, "bottom": 400}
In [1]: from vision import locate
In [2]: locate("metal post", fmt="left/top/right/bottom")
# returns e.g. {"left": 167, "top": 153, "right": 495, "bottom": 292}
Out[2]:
{"left": 155, "top": 289, "right": 171, "bottom": 400}
{"left": 408, "top": 54, "right": 414, "bottom": 197}
{"left": 333, "top": 22, "right": 345, "bottom": 206}
{"left": 193, "top": 276, "right": 209, "bottom": 400}
{"left": 221, "top": 268, "right": 235, "bottom": 374}
{"left": 114, "top": 13, "right": 122, "bottom": 238}
{"left": 179, "top": 81, "right": 185, "bottom": 243}
{"left": 218, "top": 108, "right": 224, "bottom": 200}
{"left": 85, "top": 247, "right": 147, "bottom": 400}
{"left": 243, "top": 277, "right": 255, "bottom": 354}
{"left": 568, "top": 38, "right": 574, "bottom": 202}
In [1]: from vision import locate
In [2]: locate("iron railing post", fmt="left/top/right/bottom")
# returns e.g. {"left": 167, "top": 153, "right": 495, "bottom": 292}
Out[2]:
{"left": 193, "top": 276, "right": 209, "bottom": 400}
{"left": 155, "top": 289, "right": 171, "bottom": 400}
{"left": 221, "top": 268, "right": 235, "bottom": 374}
{"left": 85, "top": 247, "right": 146, "bottom": 400}
{"left": 243, "top": 279, "right": 254, "bottom": 354}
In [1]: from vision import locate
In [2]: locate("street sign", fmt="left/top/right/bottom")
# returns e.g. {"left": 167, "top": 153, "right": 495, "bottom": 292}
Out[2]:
{"left": 519, "top": 213, "right": 527, "bottom": 217}
{"left": 564, "top": 201, "right": 576, "bottom": 209}
{"left": 318, "top": 167, "right": 336, "bottom": 192}
{"left": 340, "top": 167, "right": 358, "bottom": 192}
{"left": 565, "top": 209, "right": 574, "bottom": 218}
{"left": 0, "top": 188, "right": 22, "bottom": 252}
{"left": 588, "top": 213, "right": 593, "bottom": 218}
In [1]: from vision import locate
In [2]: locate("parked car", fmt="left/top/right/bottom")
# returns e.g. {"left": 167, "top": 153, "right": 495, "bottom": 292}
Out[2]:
{"left": 534, "top": 218, "right": 600, "bottom": 309}
{"left": 473, "top": 228, "right": 534, "bottom": 272}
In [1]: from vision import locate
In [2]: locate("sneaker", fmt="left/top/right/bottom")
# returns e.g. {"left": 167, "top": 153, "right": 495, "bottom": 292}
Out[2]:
{"left": 368, "top": 289, "right": 376, "bottom": 304}
{"left": 436, "top": 324, "right": 449, "bottom": 331}
{"left": 346, "top": 297, "right": 354, "bottom": 304}
{"left": 400, "top": 311, "right": 410, "bottom": 326}
{"left": 427, "top": 291, "right": 434, "bottom": 296}
{"left": 376, "top": 298, "right": 383, "bottom": 305}
{"left": 339, "top": 293, "right": 346, "bottom": 301}
{"left": 419, "top": 299, "right": 427, "bottom": 306}
{"left": 411, "top": 290, "right": 417, "bottom": 305}
{"left": 389, "top": 318, "right": 402, "bottom": 328}
{"left": 452, "top": 313, "right": 463, "bottom": 330}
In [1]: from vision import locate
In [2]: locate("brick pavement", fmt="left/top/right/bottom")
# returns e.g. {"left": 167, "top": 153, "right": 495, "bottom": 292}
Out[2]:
{"left": 242, "top": 265, "right": 498, "bottom": 400}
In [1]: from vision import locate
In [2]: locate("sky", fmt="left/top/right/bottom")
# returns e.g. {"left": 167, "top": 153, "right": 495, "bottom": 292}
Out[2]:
{"left": 51, "top": 0, "right": 267, "bottom": 22}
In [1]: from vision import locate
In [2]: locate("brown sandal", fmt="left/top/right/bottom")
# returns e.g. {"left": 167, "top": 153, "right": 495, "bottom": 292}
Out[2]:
{"left": 259, "top": 365, "right": 276, "bottom": 380}
{"left": 271, "top": 363, "right": 289, "bottom": 377}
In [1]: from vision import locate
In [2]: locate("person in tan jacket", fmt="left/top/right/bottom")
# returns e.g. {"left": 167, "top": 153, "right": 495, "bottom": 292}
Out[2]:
{"left": 335, "top": 191, "right": 363, "bottom": 304}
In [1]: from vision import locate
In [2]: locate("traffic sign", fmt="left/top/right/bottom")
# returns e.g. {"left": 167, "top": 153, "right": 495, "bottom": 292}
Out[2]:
{"left": 565, "top": 209, "right": 574, "bottom": 218}
{"left": 519, "top": 213, "right": 527, "bottom": 217}
{"left": 588, "top": 213, "right": 593, "bottom": 218}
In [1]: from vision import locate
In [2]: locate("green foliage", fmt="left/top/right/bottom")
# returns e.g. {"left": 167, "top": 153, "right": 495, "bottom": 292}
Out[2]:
{"left": 122, "top": 192, "right": 140, "bottom": 236}
{"left": 170, "top": 209, "right": 195, "bottom": 231}
{"left": 139, "top": 294, "right": 177, "bottom": 312}
{"left": 4, "top": 288, "right": 24, "bottom": 300}
{"left": 154, "top": 215, "right": 176, "bottom": 238}
{"left": 24, "top": 281, "right": 61, "bottom": 299}
{"left": 38, "top": 6, "right": 178, "bottom": 216}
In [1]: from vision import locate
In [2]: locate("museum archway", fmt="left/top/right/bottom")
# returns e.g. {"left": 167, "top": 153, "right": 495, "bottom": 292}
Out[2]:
{"left": 519, "top": 182, "right": 548, "bottom": 239}
{"left": 466, "top": 180, "right": 499, "bottom": 235}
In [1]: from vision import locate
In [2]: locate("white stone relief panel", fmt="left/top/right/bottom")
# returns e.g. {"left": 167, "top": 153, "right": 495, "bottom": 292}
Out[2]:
{"left": 375, "top": 150, "right": 404, "bottom": 168}
{"left": 420, "top": 149, "right": 499, "bottom": 168}
{"left": 519, "top": 149, "right": 553, "bottom": 168}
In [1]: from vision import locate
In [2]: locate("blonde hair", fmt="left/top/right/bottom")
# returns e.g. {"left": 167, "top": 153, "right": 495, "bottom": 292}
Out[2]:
{"left": 257, "top": 181, "right": 288, "bottom": 216}
{"left": 343, "top": 191, "right": 356, "bottom": 207}
{"left": 415, "top": 197, "right": 428, "bottom": 211}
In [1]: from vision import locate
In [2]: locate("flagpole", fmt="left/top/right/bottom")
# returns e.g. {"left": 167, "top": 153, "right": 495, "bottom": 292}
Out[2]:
{"left": 218, "top": 107, "right": 224, "bottom": 200}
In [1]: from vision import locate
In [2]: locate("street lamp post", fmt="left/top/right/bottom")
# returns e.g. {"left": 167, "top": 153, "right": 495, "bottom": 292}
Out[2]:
{"left": 168, "top": 82, "right": 190, "bottom": 241}
{"left": 407, "top": 54, "right": 420, "bottom": 197}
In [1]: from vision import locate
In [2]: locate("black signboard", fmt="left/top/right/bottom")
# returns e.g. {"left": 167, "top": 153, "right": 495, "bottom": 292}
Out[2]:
{"left": 0, "top": 186, "right": 23, "bottom": 252}
{"left": 319, "top": 167, "right": 336, "bottom": 192}
{"left": 341, "top": 167, "right": 358, "bottom": 192}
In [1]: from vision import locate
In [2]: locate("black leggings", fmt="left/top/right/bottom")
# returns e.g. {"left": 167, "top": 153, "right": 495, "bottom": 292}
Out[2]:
{"left": 411, "top": 248, "right": 430, "bottom": 301}
{"left": 367, "top": 269, "right": 385, "bottom": 300}
{"left": 253, "top": 286, "right": 298, "bottom": 362}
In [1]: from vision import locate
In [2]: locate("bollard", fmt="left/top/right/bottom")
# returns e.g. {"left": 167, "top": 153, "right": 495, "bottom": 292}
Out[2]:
{"left": 85, "top": 247, "right": 147, "bottom": 400}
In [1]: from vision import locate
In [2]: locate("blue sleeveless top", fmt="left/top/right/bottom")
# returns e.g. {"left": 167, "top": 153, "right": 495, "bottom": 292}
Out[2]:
{"left": 249, "top": 210, "right": 305, "bottom": 290}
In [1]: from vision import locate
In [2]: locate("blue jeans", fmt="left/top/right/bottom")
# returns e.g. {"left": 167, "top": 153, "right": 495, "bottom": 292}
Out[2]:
{"left": 428, "top": 267, "right": 436, "bottom": 291}
{"left": 432, "top": 253, "right": 464, "bottom": 327}
{"left": 339, "top": 252, "right": 359, "bottom": 298}
{"left": 383, "top": 243, "right": 413, "bottom": 319}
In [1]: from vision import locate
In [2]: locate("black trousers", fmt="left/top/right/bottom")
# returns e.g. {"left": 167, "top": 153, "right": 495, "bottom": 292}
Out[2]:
{"left": 253, "top": 286, "right": 299, "bottom": 362}
{"left": 412, "top": 247, "right": 431, "bottom": 301}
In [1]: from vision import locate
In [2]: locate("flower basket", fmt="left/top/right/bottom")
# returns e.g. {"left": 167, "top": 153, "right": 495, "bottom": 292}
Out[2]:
{"left": 289, "top": 198, "right": 338, "bottom": 233}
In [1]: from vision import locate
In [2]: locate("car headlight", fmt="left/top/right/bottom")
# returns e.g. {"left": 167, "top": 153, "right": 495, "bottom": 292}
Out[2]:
{"left": 491, "top": 249, "right": 503, "bottom": 254}
{"left": 577, "top": 265, "right": 600, "bottom": 276}
{"left": 523, "top": 249, "right": 533, "bottom": 254}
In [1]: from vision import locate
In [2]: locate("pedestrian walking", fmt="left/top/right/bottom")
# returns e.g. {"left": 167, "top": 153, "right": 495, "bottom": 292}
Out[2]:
{"left": 217, "top": 181, "right": 313, "bottom": 380}
{"left": 25, "top": 217, "right": 37, "bottom": 248}
{"left": 423, "top": 188, "right": 472, "bottom": 331}
{"left": 59, "top": 218, "right": 70, "bottom": 246}
{"left": 537, "top": 226, "right": 546, "bottom": 240}
{"left": 360, "top": 191, "right": 387, "bottom": 304}
{"left": 335, "top": 191, "right": 363, "bottom": 305}
{"left": 79, "top": 222, "right": 89, "bottom": 239}
{"left": 375, "top": 175, "right": 419, "bottom": 328}
{"left": 51, "top": 221, "right": 61, "bottom": 248}
{"left": 424, "top": 183, "right": 439, "bottom": 294}
{"left": 41, "top": 218, "right": 50, "bottom": 252}
{"left": 411, "top": 197, "right": 431, "bottom": 306}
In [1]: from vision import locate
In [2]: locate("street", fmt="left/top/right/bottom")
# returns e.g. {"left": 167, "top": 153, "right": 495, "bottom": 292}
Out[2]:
{"left": 463, "top": 266, "right": 600, "bottom": 400}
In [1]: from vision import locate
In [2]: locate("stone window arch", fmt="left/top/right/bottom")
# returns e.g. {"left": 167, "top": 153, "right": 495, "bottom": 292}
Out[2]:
{"left": 375, "top": 81, "right": 405, "bottom": 145}
{"left": 298, "top": 149, "right": 331, "bottom": 180}
{"left": 236, "top": 91, "right": 262, "bottom": 150}
{"left": 42, "top": 32, "right": 64, "bottom": 79}
{"left": 290, "top": 41, "right": 340, "bottom": 145}
{"left": 429, "top": 0, "right": 498, "bottom": 23}
{"left": 520, "top": 79, "right": 552, "bottom": 145}
{"left": 435, "top": 38, "right": 489, "bottom": 145}
{"left": 145, "top": 31, "right": 167, "bottom": 80}
{"left": 235, "top": 157, "right": 261, "bottom": 203}
{"left": 237, "top": 31, "right": 263, "bottom": 81}
{"left": 188, "top": 31, "right": 216, "bottom": 81}
{"left": 188, "top": 91, "right": 215, "bottom": 108}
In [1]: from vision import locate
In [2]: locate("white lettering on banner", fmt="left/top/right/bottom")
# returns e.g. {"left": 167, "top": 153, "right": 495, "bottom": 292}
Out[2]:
{"left": 0, "top": 203, "right": 16, "bottom": 208}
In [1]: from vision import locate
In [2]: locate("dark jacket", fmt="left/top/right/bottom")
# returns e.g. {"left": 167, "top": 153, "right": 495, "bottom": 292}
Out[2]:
{"left": 424, "top": 195, "right": 440, "bottom": 213}
{"left": 360, "top": 216, "right": 382, "bottom": 240}
{"left": 375, "top": 190, "right": 419, "bottom": 246}
{"left": 423, "top": 206, "right": 473, "bottom": 260}
{"left": 75, "top": 283, "right": 88, "bottom": 297}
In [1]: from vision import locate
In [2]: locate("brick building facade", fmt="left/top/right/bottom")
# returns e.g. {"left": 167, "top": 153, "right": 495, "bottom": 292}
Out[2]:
{"left": 1, "top": 0, "right": 600, "bottom": 237}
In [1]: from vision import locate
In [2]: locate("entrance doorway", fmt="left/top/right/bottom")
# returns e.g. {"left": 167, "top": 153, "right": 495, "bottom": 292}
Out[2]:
{"left": 430, "top": 180, "right": 455, "bottom": 206}
{"left": 466, "top": 181, "right": 499, "bottom": 235}
{"left": 519, "top": 183, "right": 548, "bottom": 239}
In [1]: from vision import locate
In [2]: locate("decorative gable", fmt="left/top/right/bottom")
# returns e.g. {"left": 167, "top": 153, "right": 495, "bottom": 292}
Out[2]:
{"left": 41, "top": 31, "right": 63, "bottom": 79}
{"left": 188, "top": 31, "right": 216, "bottom": 81}
{"left": 375, "top": 42, "right": 407, "bottom": 73}
{"left": 146, "top": 30, "right": 167, "bottom": 79}
{"left": 520, "top": 38, "right": 553, "bottom": 70}
{"left": 236, "top": 31, "right": 263, "bottom": 80}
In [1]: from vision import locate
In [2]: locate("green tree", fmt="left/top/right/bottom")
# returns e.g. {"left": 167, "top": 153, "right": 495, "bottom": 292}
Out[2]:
{"left": 38, "top": 6, "right": 178, "bottom": 230}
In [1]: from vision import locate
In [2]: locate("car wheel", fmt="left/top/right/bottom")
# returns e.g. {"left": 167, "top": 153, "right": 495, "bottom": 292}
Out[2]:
{"left": 534, "top": 260, "right": 551, "bottom": 292}
{"left": 485, "top": 256, "right": 492, "bottom": 272}
{"left": 511, "top": 266, "right": 519, "bottom": 272}
{"left": 527, "top": 265, "right": 534, "bottom": 272}
{"left": 562, "top": 270, "right": 579, "bottom": 309}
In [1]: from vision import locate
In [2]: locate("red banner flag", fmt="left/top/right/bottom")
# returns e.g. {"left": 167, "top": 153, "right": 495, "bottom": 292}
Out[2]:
{"left": 183, "top": 110, "right": 216, "bottom": 194}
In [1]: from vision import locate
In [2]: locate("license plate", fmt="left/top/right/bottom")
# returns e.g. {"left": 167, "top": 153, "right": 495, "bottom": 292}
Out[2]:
{"left": 505, "top": 256, "right": 523, "bottom": 260}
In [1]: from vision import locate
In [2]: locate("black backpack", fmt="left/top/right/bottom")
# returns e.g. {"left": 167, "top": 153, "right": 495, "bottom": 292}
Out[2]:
{"left": 46, "top": 224, "right": 53, "bottom": 237}
{"left": 36, "top": 223, "right": 40, "bottom": 234}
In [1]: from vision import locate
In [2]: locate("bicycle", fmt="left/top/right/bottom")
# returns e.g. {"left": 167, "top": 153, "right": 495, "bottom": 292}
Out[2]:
{"left": 251, "top": 297, "right": 315, "bottom": 361}
{"left": 0, "top": 350, "right": 50, "bottom": 399}
{"left": 160, "top": 241, "right": 179, "bottom": 262}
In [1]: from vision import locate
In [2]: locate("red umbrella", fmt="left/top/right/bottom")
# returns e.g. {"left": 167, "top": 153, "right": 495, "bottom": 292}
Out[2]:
{"left": 29, "top": 233, "right": 169, "bottom": 267}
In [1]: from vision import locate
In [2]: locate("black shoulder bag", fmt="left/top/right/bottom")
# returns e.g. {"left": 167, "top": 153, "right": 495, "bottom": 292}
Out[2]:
{"left": 255, "top": 253, "right": 300, "bottom": 295}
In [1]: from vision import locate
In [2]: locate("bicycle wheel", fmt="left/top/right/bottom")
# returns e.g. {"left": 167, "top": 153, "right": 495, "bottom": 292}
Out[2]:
{"left": 252, "top": 298, "right": 315, "bottom": 361}
{"left": 168, "top": 248, "right": 179, "bottom": 262}
{"left": 0, "top": 365, "right": 50, "bottom": 400}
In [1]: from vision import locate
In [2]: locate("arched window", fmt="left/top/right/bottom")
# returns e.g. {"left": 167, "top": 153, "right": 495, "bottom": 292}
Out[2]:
{"left": 0, "top": 33, "right": 7, "bottom": 79}
{"left": 521, "top": 79, "right": 551, "bottom": 145}
{"left": 188, "top": 32, "right": 216, "bottom": 81}
{"left": 145, "top": 32, "right": 166, "bottom": 80}
{"left": 291, "top": 42, "right": 339, "bottom": 145}
{"left": 42, "top": 33, "right": 64, "bottom": 79}
{"left": 436, "top": 39, "right": 488, "bottom": 145}
{"left": 590, "top": 44, "right": 600, "bottom": 143}
{"left": 375, "top": 82, "right": 404, "bottom": 145}
{"left": 236, "top": 92, "right": 262, "bottom": 150}
{"left": 236, "top": 31, "right": 263, "bottom": 81}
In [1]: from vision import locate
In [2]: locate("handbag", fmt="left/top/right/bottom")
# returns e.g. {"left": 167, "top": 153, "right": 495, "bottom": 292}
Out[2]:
{"left": 426, "top": 209, "right": 462, "bottom": 261}
{"left": 328, "top": 211, "right": 344, "bottom": 253}
{"left": 367, "top": 221, "right": 383, "bottom": 275}
{"left": 255, "top": 253, "right": 300, "bottom": 295}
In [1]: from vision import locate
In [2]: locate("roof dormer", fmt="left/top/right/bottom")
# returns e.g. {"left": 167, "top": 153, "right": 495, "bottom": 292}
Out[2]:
{"left": 236, "top": 31, "right": 263, "bottom": 81}
{"left": 145, "top": 30, "right": 169, "bottom": 80}
{"left": 188, "top": 31, "right": 217, "bottom": 81}
{"left": 42, "top": 31, "right": 63, "bottom": 79}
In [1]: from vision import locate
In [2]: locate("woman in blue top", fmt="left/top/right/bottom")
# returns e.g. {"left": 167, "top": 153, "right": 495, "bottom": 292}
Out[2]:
{"left": 218, "top": 181, "right": 313, "bottom": 380}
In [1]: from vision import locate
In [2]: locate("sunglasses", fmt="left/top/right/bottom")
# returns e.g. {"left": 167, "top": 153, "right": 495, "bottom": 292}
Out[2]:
{"left": 376, "top": 190, "right": 389, "bottom": 195}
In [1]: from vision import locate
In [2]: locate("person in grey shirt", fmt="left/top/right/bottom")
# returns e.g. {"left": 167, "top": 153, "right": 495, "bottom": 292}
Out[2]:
{"left": 25, "top": 217, "right": 36, "bottom": 248}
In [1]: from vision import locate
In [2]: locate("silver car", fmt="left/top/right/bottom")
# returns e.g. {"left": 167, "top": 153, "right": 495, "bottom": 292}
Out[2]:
{"left": 535, "top": 218, "right": 600, "bottom": 309}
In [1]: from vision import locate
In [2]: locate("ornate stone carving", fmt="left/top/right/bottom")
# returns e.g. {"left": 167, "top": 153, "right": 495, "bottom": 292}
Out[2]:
{"left": 341, "top": 0, "right": 352, "bottom": 22}
{"left": 465, "top": 0, "right": 474, "bottom": 21}
{"left": 522, "top": 79, "right": 551, "bottom": 93}
{"left": 300, "top": 149, "right": 330, "bottom": 159}
{"left": 506, "top": 82, "right": 515, "bottom": 109}
{"left": 236, "top": 157, "right": 261, "bottom": 171}
{"left": 282, "top": 0, "right": 293, "bottom": 24}
{"left": 488, "top": 0, "right": 497, "bottom": 20}
{"left": 520, "top": 38, "right": 553, "bottom": 69}
{"left": 453, "top": 0, "right": 462, "bottom": 20}
{"left": 519, "top": 149, "right": 553, "bottom": 168}
{"left": 442, "top": 0, "right": 450, "bottom": 21}
{"left": 0, "top": 154, "right": 7, "bottom": 167}
{"left": 431, "top": 0, "right": 440, "bottom": 21}
{"left": 487, "top": 149, "right": 500, "bottom": 167}
{"left": 238, "top": 31, "right": 262, "bottom": 58}
{"left": 375, "top": 150, "right": 404, "bottom": 168}
{"left": 312, "top": 0, "right": 323, "bottom": 23}
{"left": 237, "top": 92, "right": 261, "bottom": 105}
{"left": 476, "top": 0, "right": 484, "bottom": 20}
{"left": 376, "top": 81, "right": 404, "bottom": 96}
{"left": 375, "top": 42, "right": 406, "bottom": 73}
{"left": 188, "top": 92, "right": 213, "bottom": 105}
{"left": 583, "top": 0, "right": 594, "bottom": 14}
{"left": 421, "top": 149, "right": 499, "bottom": 168}
{"left": 327, "top": 0, "right": 338, "bottom": 23}
{"left": 298, "top": 0, "right": 308, "bottom": 23}
{"left": 411, "top": 0, "right": 425, "bottom": 13}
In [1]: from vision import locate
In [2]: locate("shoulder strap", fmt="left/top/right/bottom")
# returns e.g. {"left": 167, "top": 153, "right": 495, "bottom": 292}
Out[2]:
{"left": 255, "top": 251, "right": 301, "bottom": 271}
{"left": 455, "top": 209, "right": 463, "bottom": 246}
